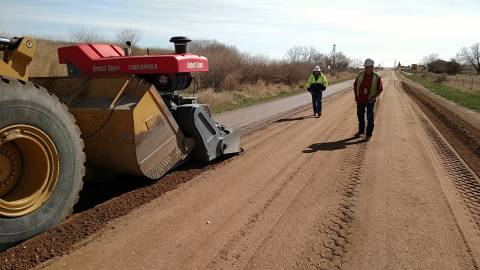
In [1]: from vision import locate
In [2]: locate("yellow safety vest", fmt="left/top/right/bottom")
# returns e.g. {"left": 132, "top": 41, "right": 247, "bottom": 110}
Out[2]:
{"left": 306, "top": 73, "right": 329, "bottom": 89}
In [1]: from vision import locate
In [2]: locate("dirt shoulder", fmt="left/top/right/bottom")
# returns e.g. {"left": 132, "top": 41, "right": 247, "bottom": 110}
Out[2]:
{"left": 399, "top": 73, "right": 480, "bottom": 177}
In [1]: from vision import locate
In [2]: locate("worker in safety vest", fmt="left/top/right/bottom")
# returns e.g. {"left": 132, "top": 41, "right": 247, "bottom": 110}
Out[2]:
{"left": 353, "top": 58, "right": 383, "bottom": 140}
{"left": 305, "top": 66, "right": 329, "bottom": 118}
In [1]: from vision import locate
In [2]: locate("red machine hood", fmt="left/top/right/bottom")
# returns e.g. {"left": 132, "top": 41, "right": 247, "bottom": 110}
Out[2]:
{"left": 58, "top": 44, "right": 208, "bottom": 76}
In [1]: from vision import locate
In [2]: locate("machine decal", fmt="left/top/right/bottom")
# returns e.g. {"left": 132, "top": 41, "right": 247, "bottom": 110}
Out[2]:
{"left": 187, "top": 62, "right": 204, "bottom": 69}
{"left": 128, "top": 64, "right": 159, "bottom": 71}
{"left": 92, "top": 65, "right": 120, "bottom": 73}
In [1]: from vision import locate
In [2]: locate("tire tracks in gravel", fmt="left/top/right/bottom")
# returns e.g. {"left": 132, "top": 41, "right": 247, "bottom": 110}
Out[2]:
{"left": 209, "top": 118, "right": 352, "bottom": 268}
{"left": 298, "top": 98, "right": 384, "bottom": 270}
{"left": 297, "top": 91, "right": 383, "bottom": 270}
{"left": 203, "top": 95, "right": 369, "bottom": 269}
{"left": 0, "top": 90, "right": 349, "bottom": 270}
{"left": 301, "top": 143, "right": 368, "bottom": 270}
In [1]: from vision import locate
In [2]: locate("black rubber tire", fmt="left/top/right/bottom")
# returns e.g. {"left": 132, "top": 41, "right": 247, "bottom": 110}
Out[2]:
{"left": 0, "top": 76, "right": 85, "bottom": 250}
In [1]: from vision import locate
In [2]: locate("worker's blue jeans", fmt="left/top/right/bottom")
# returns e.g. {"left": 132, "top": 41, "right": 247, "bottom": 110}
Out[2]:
{"left": 310, "top": 90, "right": 323, "bottom": 114}
{"left": 357, "top": 102, "right": 375, "bottom": 135}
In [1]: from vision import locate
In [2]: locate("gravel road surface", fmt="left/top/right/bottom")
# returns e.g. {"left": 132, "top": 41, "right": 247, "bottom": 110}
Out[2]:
{"left": 33, "top": 72, "right": 479, "bottom": 270}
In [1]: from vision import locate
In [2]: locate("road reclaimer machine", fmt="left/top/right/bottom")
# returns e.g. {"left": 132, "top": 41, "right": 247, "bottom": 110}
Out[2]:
{"left": 0, "top": 36, "right": 240, "bottom": 249}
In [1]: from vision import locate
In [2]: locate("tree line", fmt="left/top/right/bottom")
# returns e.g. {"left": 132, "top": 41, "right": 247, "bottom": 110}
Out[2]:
{"left": 68, "top": 28, "right": 353, "bottom": 90}
{"left": 422, "top": 43, "right": 480, "bottom": 75}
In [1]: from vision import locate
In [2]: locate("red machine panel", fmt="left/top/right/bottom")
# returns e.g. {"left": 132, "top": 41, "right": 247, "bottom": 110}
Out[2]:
{"left": 58, "top": 44, "right": 209, "bottom": 76}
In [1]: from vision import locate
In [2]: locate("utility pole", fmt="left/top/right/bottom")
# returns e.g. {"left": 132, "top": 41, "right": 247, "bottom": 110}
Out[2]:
{"left": 330, "top": 44, "right": 336, "bottom": 75}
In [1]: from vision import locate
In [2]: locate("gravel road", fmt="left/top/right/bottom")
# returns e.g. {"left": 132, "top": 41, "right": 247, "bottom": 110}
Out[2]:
{"left": 31, "top": 72, "right": 479, "bottom": 270}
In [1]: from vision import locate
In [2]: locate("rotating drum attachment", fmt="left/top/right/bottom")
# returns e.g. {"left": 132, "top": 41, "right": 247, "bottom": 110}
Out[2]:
{"left": 173, "top": 104, "right": 241, "bottom": 163}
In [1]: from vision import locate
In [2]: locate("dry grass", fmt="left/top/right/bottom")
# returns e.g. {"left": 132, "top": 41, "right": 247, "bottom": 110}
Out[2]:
{"left": 195, "top": 71, "right": 357, "bottom": 113}
{"left": 415, "top": 71, "right": 480, "bottom": 93}
{"left": 196, "top": 88, "right": 234, "bottom": 106}
{"left": 196, "top": 80, "right": 284, "bottom": 109}
{"left": 30, "top": 39, "right": 71, "bottom": 77}
{"left": 445, "top": 74, "right": 480, "bottom": 93}
{"left": 1, "top": 38, "right": 68, "bottom": 77}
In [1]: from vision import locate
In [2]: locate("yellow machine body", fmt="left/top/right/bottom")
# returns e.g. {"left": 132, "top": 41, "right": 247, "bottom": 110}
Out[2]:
{"left": 32, "top": 76, "right": 194, "bottom": 179}
{"left": 0, "top": 36, "right": 240, "bottom": 249}
{"left": 0, "top": 37, "right": 36, "bottom": 80}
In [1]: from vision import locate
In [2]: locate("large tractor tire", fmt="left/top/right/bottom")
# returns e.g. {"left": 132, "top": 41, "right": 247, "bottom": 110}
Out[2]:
{"left": 0, "top": 76, "right": 85, "bottom": 250}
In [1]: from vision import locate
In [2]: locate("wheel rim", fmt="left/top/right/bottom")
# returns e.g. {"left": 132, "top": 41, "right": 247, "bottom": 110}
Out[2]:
{"left": 0, "top": 125, "right": 59, "bottom": 217}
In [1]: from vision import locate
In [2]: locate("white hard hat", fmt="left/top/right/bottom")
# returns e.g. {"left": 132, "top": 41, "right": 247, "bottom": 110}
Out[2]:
{"left": 313, "top": 66, "right": 321, "bottom": 72}
{"left": 364, "top": 58, "right": 374, "bottom": 67}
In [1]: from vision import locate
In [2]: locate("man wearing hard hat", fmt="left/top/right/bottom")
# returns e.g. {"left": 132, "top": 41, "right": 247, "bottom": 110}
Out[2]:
{"left": 353, "top": 58, "right": 383, "bottom": 140}
{"left": 305, "top": 66, "right": 329, "bottom": 118}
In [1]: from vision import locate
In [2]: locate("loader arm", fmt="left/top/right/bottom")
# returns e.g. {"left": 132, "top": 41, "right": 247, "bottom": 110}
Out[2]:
{"left": 0, "top": 36, "right": 36, "bottom": 80}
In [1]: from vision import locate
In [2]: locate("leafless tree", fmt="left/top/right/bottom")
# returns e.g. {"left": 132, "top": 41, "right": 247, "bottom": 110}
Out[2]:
{"left": 447, "top": 58, "right": 461, "bottom": 75}
{"left": 350, "top": 58, "right": 364, "bottom": 69}
{"left": 189, "top": 39, "right": 246, "bottom": 89}
{"left": 115, "top": 27, "right": 143, "bottom": 47}
{"left": 312, "top": 52, "right": 328, "bottom": 70}
{"left": 285, "top": 46, "right": 303, "bottom": 64}
{"left": 421, "top": 53, "right": 439, "bottom": 64}
{"left": 285, "top": 46, "right": 319, "bottom": 65}
{"left": 421, "top": 53, "right": 440, "bottom": 71}
{"left": 68, "top": 28, "right": 104, "bottom": 43}
{"left": 457, "top": 43, "right": 480, "bottom": 75}
{"left": 421, "top": 53, "right": 438, "bottom": 65}
{"left": 326, "top": 51, "right": 350, "bottom": 71}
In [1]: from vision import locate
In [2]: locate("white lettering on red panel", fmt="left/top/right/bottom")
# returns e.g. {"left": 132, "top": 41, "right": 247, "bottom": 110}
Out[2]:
{"left": 92, "top": 65, "right": 120, "bottom": 73}
{"left": 128, "top": 64, "right": 159, "bottom": 71}
{"left": 187, "top": 62, "right": 204, "bottom": 69}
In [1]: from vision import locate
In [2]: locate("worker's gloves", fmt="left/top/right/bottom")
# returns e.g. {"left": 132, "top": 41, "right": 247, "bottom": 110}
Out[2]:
{"left": 309, "top": 83, "right": 326, "bottom": 92}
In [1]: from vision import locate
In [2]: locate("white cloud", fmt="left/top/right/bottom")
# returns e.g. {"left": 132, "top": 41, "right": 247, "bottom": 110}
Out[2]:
{"left": 2, "top": 0, "right": 479, "bottom": 65}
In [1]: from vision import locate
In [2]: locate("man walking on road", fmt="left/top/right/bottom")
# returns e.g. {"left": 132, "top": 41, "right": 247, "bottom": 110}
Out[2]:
{"left": 354, "top": 58, "right": 383, "bottom": 140}
{"left": 305, "top": 66, "right": 329, "bottom": 118}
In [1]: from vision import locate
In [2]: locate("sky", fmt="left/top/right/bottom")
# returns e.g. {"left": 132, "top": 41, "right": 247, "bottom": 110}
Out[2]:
{"left": 1, "top": 0, "right": 479, "bottom": 67}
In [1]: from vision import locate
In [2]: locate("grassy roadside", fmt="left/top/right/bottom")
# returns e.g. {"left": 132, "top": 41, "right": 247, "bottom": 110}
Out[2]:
{"left": 207, "top": 86, "right": 302, "bottom": 113}
{"left": 403, "top": 72, "right": 480, "bottom": 113}
{"left": 199, "top": 73, "right": 356, "bottom": 113}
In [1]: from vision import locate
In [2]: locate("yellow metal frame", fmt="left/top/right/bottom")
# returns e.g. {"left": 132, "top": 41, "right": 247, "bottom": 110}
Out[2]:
{"left": 0, "top": 37, "right": 36, "bottom": 80}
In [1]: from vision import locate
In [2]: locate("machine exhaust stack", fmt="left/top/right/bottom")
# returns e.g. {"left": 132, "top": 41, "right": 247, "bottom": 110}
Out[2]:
{"left": 123, "top": 41, "right": 132, "bottom": 56}
{"left": 170, "top": 36, "right": 191, "bottom": 54}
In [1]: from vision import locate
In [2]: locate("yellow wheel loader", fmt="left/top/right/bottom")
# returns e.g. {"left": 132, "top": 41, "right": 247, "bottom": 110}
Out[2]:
{"left": 0, "top": 36, "right": 240, "bottom": 250}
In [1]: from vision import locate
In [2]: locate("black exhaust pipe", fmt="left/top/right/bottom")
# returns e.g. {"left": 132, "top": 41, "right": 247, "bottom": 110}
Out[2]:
{"left": 170, "top": 36, "right": 192, "bottom": 54}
